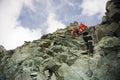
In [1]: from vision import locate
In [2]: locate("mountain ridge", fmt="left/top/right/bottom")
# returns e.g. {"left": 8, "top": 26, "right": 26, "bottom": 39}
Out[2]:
{"left": 0, "top": 0, "right": 120, "bottom": 80}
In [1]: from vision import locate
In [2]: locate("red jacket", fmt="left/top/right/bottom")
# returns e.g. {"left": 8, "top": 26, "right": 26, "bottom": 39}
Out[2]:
{"left": 79, "top": 24, "right": 87, "bottom": 31}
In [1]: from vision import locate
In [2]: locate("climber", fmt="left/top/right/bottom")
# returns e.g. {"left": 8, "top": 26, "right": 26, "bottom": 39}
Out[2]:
{"left": 71, "top": 27, "right": 79, "bottom": 38}
{"left": 79, "top": 23, "right": 88, "bottom": 31}
{"left": 79, "top": 23, "right": 94, "bottom": 56}
{"left": 82, "top": 32, "right": 94, "bottom": 54}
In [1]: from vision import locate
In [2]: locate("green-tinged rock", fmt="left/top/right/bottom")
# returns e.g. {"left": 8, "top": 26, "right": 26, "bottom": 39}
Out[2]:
{"left": 0, "top": 1, "right": 120, "bottom": 79}
{"left": 93, "top": 37, "right": 120, "bottom": 80}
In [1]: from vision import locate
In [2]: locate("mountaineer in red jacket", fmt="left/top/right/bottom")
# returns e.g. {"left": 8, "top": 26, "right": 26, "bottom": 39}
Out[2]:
{"left": 79, "top": 23, "right": 94, "bottom": 56}
{"left": 79, "top": 23, "right": 88, "bottom": 31}
{"left": 71, "top": 27, "right": 79, "bottom": 38}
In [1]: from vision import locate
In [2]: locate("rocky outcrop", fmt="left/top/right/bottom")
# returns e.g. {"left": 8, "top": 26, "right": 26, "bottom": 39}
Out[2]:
{"left": 0, "top": 30, "right": 120, "bottom": 80}
{"left": 0, "top": 29, "right": 97, "bottom": 80}
{"left": 0, "top": 0, "right": 120, "bottom": 80}
{"left": 0, "top": 45, "right": 6, "bottom": 80}
{"left": 93, "top": 37, "right": 120, "bottom": 80}
{"left": 96, "top": 0, "right": 120, "bottom": 41}
{"left": 0, "top": 45, "right": 6, "bottom": 53}
{"left": 0, "top": 45, "right": 6, "bottom": 62}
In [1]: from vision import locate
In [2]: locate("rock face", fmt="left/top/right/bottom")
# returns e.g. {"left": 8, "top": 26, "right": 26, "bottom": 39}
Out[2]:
{"left": 96, "top": 0, "right": 120, "bottom": 41}
{"left": 93, "top": 37, "right": 120, "bottom": 80}
{"left": 0, "top": 0, "right": 120, "bottom": 80}
{"left": 0, "top": 29, "right": 98, "bottom": 80}
{"left": 0, "top": 45, "right": 6, "bottom": 53}
{"left": 0, "top": 45, "right": 6, "bottom": 80}
{"left": 0, "top": 30, "right": 120, "bottom": 80}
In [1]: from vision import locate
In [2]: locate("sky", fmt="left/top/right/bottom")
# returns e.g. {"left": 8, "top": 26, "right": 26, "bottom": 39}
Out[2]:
{"left": 0, "top": 0, "right": 108, "bottom": 50}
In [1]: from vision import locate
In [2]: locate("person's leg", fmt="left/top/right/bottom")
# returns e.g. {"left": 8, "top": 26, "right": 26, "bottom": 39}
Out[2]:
{"left": 86, "top": 42, "right": 89, "bottom": 51}
{"left": 87, "top": 41, "right": 94, "bottom": 57}
{"left": 88, "top": 42, "right": 93, "bottom": 53}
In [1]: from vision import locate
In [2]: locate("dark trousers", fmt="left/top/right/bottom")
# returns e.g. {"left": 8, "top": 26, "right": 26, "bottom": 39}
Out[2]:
{"left": 87, "top": 42, "right": 93, "bottom": 53}
{"left": 83, "top": 35, "right": 93, "bottom": 53}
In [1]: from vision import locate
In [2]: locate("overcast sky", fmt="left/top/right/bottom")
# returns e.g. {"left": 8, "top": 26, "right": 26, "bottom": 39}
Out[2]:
{"left": 0, "top": 0, "right": 108, "bottom": 50}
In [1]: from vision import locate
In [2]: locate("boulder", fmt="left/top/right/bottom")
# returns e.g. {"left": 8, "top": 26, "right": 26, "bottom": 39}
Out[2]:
{"left": 94, "top": 37, "right": 120, "bottom": 80}
{"left": 96, "top": 22, "right": 119, "bottom": 40}
{"left": 0, "top": 45, "right": 6, "bottom": 53}
{"left": 106, "top": 1, "right": 120, "bottom": 21}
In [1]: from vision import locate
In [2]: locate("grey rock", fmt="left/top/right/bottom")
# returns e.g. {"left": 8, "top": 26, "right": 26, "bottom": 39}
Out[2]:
{"left": 86, "top": 69, "right": 93, "bottom": 77}
{"left": 94, "top": 37, "right": 120, "bottom": 80}
{"left": 0, "top": 45, "right": 6, "bottom": 52}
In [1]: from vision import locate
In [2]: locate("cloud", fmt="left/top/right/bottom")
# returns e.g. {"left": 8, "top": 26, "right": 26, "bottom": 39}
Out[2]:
{"left": 80, "top": 0, "right": 108, "bottom": 17}
{"left": 0, "top": 0, "right": 42, "bottom": 50}
{"left": 47, "top": 13, "right": 66, "bottom": 33}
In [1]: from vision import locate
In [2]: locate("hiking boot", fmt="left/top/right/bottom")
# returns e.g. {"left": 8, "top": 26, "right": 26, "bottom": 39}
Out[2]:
{"left": 87, "top": 51, "right": 93, "bottom": 57}
{"left": 89, "top": 52, "right": 93, "bottom": 57}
